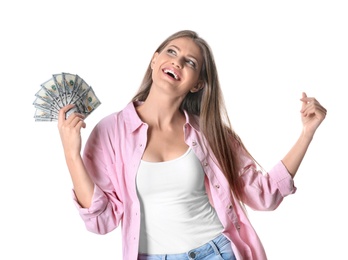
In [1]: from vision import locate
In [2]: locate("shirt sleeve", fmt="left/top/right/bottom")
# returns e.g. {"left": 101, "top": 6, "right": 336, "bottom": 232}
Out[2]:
{"left": 72, "top": 115, "right": 124, "bottom": 234}
{"left": 238, "top": 145, "right": 297, "bottom": 211}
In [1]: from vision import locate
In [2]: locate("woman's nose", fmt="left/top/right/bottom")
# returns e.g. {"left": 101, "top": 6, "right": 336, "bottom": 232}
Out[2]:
{"left": 171, "top": 58, "right": 183, "bottom": 68}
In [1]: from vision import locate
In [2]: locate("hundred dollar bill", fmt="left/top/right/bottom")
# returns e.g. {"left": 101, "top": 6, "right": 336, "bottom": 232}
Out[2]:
{"left": 70, "top": 76, "right": 90, "bottom": 104}
{"left": 52, "top": 73, "right": 67, "bottom": 105}
{"left": 66, "top": 87, "right": 101, "bottom": 119}
{"left": 33, "top": 96, "right": 59, "bottom": 114}
{"left": 34, "top": 107, "right": 58, "bottom": 121}
{"left": 40, "top": 78, "right": 64, "bottom": 108}
{"left": 62, "top": 72, "right": 78, "bottom": 104}
{"left": 80, "top": 87, "right": 101, "bottom": 115}
{"left": 34, "top": 87, "right": 61, "bottom": 111}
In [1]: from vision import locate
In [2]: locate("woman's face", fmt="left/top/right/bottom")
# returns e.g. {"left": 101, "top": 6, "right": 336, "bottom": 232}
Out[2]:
{"left": 150, "top": 37, "right": 204, "bottom": 98}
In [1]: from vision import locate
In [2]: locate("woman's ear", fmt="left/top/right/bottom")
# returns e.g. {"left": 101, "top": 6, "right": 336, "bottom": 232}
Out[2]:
{"left": 190, "top": 80, "right": 205, "bottom": 93}
{"left": 151, "top": 52, "right": 158, "bottom": 69}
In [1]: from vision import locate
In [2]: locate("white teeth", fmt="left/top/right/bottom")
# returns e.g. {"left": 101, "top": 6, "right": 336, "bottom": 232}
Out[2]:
{"left": 164, "top": 69, "right": 178, "bottom": 79}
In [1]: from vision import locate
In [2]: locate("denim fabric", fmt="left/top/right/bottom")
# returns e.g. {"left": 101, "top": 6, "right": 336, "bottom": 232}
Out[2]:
{"left": 137, "top": 234, "right": 236, "bottom": 260}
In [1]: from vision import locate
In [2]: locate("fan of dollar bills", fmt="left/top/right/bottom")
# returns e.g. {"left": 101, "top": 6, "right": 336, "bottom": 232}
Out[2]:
{"left": 33, "top": 72, "right": 101, "bottom": 121}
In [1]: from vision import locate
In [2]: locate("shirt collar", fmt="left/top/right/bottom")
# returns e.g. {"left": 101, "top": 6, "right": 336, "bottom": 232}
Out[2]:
{"left": 183, "top": 109, "right": 200, "bottom": 132}
{"left": 123, "top": 101, "right": 201, "bottom": 133}
{"left": 123, "top": 101, "right": 145, "bottom": 133}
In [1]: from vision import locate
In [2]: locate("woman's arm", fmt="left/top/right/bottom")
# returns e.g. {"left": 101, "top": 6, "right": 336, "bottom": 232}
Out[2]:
{"left": 58, "top": 104, "right": 94, "bottom": 208}
{"left": 281, "top": 92, "right": 327, "bottom": 177}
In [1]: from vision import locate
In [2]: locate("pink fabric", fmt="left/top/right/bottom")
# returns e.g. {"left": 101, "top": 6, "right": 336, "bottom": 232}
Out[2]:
{"left": 72, "top": 101, "right": 296, "bottom": 260}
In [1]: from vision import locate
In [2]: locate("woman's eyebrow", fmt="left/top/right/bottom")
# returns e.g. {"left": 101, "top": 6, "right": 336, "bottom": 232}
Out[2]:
{"left": 167, "top": 44, "right": 199, "bottom": 62}
{"left": 167, "top": 44, "right": 179, "bottom": 50}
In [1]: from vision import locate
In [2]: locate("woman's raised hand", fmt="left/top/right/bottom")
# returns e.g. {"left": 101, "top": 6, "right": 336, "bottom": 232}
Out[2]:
{"left": 58, "top": 104, "right": 86, "bottom": 159}
{"left": 300, "top": 92, "right": 327, "bottom": 138}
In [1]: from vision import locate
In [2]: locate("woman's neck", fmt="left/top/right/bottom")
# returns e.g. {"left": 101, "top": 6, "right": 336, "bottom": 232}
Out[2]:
{"left": 136, "top": 96, "right": 185, "bottom": 130}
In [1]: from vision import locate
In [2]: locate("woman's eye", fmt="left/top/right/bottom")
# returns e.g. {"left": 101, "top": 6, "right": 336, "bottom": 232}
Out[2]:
{"left": 167, "top": 49, "right": 176, "bottom": 55}
{"left": 187, "top": 60, "right": 196, "bottom": 68}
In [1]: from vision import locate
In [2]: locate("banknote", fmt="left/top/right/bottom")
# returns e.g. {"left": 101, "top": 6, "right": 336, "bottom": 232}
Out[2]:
{"left": 34, "top": 107, "right": 58, "bottom": 121}
{"left": 33, "top": 72, "right": 101, "bottom": 121}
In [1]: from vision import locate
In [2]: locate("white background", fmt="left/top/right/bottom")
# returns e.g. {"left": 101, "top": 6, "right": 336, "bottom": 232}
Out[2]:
{"left": 1, "top": 1, "right": 347, "bottom": 259}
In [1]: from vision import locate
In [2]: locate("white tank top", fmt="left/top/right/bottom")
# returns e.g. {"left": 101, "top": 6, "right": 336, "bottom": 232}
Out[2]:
{"left": 136, "top": 147, "right": 224, "bottom": 254}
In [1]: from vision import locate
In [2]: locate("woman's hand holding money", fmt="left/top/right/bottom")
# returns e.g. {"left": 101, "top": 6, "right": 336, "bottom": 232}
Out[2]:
{"left": 58, "top": 104, "right": 86, "bottom": 159}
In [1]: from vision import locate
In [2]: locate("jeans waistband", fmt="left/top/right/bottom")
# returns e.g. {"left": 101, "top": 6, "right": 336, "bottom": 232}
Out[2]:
{"left": 138, "top": 233, "right": 231, "bottom": 260}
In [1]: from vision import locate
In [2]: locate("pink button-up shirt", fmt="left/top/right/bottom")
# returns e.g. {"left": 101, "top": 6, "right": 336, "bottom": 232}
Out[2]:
{"left": 73, "top": 101, "right": 296, "bottom": 260}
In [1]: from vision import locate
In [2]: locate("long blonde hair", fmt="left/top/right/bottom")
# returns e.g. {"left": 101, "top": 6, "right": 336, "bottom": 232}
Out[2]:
{"left": 132, "top": 30, "right": 250, "bottom": 201}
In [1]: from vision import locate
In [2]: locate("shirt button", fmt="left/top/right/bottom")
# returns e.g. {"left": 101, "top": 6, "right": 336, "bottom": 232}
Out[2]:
{"left": 189, "top": 251, "right": 196, "bottom": 258}
{"left": 215, "top": 184, "right": 220, "bottom": 189}
{"left": 228, "top": 204, "right": 233, "bottom": 209}
{"left": 192, "top": 141, "right": 197, "bottom": 146}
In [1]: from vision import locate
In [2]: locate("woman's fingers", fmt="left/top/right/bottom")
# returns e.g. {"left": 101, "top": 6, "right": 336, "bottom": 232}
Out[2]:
{"left": 298, "top": 92, "right": 327, "bottom": 136}
{"left": 58, "top": 104, "right": 85, "bottom": 128}
{"left": 58, "top": 104, "right": 75, "bottom": 126}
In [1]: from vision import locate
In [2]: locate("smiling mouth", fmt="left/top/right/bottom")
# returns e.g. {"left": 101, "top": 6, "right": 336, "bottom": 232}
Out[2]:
{"left": 163, "top": 69, "right": 179, "bottom": 80}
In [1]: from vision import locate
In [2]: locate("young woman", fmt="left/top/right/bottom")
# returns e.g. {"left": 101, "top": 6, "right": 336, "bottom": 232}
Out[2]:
{"left": 58, "top": 30, "right": 327, "bottom": 260}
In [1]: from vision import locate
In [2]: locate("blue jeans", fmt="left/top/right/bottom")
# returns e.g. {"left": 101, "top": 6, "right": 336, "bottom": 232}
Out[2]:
{"left": 138, "top": 234, "right": 236, "bottom": 260}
